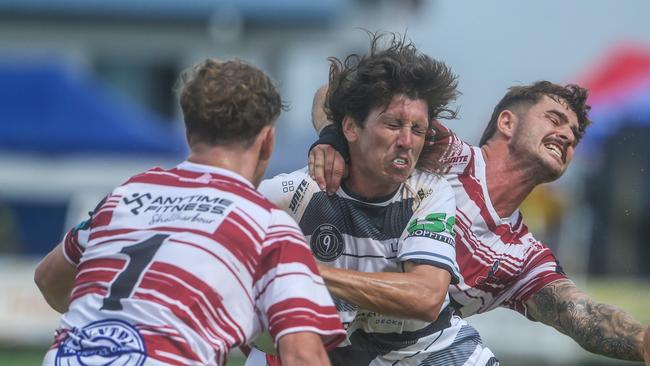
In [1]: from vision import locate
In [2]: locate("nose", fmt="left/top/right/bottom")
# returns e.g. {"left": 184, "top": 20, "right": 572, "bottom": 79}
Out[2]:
{"left": 557, "top": 125, "right": 575, "bottom": 146}
{"left": 396, "top": 127, "right": 413, "bottom": 149}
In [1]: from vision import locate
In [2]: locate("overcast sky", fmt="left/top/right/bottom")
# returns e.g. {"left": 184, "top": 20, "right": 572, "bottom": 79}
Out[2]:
{"left": 397, "top": 0, "right": 650, "bottom": 143}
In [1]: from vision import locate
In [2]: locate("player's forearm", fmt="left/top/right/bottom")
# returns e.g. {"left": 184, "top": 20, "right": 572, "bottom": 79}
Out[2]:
{"left": 278, "top": 332, "right": 331, "bottom": 366}
{"left": 38, "top": 283, "right": 73, "bottom": 313}
{"left": 34, "top": 243, "right": 77, "bottom": 313}
{"left": 311, "top": 85, "right": 332, "bottom": 134}
{"left": 317, "top": 264, "right": 447, "bottom": 322}
{"left": 527, "top": 280, "right": 645, "bottom": 361}
{"left": 313, "top": 120, "right": 333, "bottom": 135}
{"left": 643, "top": 325, "right": 650, "bottom": 366}
{"left": 35, "top": 268, "right": 74, "bottom": 313}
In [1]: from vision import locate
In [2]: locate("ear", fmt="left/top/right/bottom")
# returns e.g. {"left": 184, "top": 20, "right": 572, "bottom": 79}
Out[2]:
{"left": 496, "top": 110, "right": 518, "bottom": 139}
{"left": 342, "top": 115, "right": 359, "bottom": 143}
{"left": 259, "top": 125, "right": 275, "bottom": 161}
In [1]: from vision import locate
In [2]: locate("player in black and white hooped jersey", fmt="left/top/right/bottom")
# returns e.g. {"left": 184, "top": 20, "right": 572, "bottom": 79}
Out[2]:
{"left": 248, "top": 31, "right": 498, "bottom": 366}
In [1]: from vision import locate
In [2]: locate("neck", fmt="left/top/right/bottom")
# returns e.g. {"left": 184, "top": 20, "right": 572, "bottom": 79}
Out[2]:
{"left": 187, "top": 143, "right": 259, "bottom": 184}
{"left": 481, "top": 143, "right": 539, "bottom": 218}
{"left": 344, "top": 162, "right": 400, "bottom": 200}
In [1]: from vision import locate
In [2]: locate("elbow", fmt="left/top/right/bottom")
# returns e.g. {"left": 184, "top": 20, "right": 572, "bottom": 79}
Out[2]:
{"left": 34, "top": 262, "right": 70, "bottom": 313}
{"left": 413, "top": 292, "right": 446, "bottom": 322}
{"left": 34, "top": 262, "right": 49, "bottom": 294}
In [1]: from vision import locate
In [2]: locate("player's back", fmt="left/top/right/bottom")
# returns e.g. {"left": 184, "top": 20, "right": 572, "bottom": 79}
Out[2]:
{"left": 47, "top": 163, "right": 279, "bottom": 365}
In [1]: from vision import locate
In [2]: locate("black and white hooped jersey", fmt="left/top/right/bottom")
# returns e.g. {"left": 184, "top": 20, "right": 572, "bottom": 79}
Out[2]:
{"left": 259, "top": 167, "right": 459, "bottom": 340}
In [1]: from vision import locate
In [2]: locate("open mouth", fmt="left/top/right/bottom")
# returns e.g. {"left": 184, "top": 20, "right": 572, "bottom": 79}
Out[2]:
{"left": 392, "top": 157, "right": 409, "bottom": 169}
{"left": 544, "top": 143, "right": 564, "bottom": 163}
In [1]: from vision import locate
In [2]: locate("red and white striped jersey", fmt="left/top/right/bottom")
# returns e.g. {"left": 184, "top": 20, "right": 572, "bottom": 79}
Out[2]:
{"left": 434, "top": 123, "right": 567, "bottom": 319}
{"left": 45, "top": 161, "right": 345, "bottom": 366}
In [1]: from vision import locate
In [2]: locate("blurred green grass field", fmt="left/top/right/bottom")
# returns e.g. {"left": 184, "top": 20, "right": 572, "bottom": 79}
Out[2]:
{"left": 2, "top": 278, "right": 647, "bottom": 366}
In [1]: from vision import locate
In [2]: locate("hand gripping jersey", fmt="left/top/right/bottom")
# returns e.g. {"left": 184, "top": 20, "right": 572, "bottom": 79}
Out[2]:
{"left": 258, "top": 168, "right": 498, "bottom": 366}
{"left": 434, "top": 122, "right": 568, "bottom": 318}
{"left": 43, "top": 162, "right": 345, "bottom": 366}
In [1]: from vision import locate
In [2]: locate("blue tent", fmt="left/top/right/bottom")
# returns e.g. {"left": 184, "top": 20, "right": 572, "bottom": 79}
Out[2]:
{"left": 0, "top": 59, "right": 186, "bottom": 156}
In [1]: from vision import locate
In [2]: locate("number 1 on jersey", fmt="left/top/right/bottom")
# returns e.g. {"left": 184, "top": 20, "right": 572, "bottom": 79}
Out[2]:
{"left": 101, "top": 234, "right": 169, "bottom": 311}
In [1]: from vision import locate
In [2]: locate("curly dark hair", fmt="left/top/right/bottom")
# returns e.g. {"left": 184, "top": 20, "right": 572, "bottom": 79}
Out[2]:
{"left": 478, "top": 81, "right": 592, "bottom": 146}
{"left": 325, "top": 31, "right": 459, "bottom": 173}
{"left": 179, "top": 59, "right": 285, "bottom": 147}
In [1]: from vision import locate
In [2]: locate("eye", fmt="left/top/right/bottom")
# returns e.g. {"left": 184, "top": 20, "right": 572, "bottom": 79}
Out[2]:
{"left": 412, "top": 125, "right": 426, "bottom": 136}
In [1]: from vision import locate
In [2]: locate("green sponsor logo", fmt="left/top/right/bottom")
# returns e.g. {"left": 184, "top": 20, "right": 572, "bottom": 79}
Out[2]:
{"left": 407, "top": 213, "right": 455, "bottom": 235}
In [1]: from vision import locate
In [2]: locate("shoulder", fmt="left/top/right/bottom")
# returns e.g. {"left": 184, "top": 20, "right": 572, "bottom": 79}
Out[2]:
{"left": 407, "top": 170, "right": 454, "bottom": 201}
{"left": 259, "top": 167, "right": 320, "bottom": 215}
{"left": 430, "top": 122, "right": 476, "bottom": 176}
{"left": 121, "top": 166, "right": 176, "bottom": 185}
{"left": 405, "top": 171, "right": 456, "bottom": 219}
{"left": 259, "top": 167, "right": 311, "bottom": 194}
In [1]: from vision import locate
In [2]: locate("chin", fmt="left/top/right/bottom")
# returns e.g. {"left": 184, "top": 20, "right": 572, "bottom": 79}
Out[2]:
{"left": 540, "top": 164, "right": 565, "bottom": 182}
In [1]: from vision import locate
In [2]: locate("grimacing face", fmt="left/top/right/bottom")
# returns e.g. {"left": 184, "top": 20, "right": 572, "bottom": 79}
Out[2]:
{"left": 345, "top": 94, "right": 429, "bottom": 197}
{"left": 509, "top": 95, "right": 579, "bottom": 182}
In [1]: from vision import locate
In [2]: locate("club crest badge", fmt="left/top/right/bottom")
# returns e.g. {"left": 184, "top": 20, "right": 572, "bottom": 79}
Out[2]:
{"left": 310, "top": 223, "right": 344, "bottom": 262}
{"left": 55, "top": 319, "right": 147, "bottom": 366}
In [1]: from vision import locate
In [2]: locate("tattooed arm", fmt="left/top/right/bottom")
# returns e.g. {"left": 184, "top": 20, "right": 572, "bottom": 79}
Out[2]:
{"left": 643, "top": 325, "right": 650, "bottom": 366}
{"left": 526, "top": 279, "right": 647, "bottom": 362}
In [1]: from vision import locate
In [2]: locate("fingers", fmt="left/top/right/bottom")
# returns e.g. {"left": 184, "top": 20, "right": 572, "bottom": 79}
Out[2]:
{"left": 323, "top": 147, "right": 335, "bottom": 193}
{"left": 327, "top": 151, "right": 346, "bottom": 195}
{"left": 309, "top": 145, "right": 346, "bottom": 195}
{"left": 309, "top": 146, "right": 327, "bottom": 191}
{"left": 308, "top": 148, "right": 315, "bottom": 180}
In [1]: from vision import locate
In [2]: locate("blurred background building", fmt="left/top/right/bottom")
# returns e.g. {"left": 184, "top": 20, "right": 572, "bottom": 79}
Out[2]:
{"left": 0, "top": 1, "right": 648, "bottom": 365}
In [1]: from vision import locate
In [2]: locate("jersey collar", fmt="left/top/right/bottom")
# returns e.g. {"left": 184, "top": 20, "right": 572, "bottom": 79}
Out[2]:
{"left": 340, "top": 181, "right": 401, "bottom": 205}
{"left": 176, "top": 161, "right": 254, "bottom": 188}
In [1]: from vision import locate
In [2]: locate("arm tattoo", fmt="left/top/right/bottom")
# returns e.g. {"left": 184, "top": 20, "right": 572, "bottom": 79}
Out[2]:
{"left": 526, "top": 280, "right": 645, "bottom": 361}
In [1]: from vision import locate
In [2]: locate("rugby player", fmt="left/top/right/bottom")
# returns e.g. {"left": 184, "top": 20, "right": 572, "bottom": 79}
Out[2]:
{"left": 310, "top": 80, "right": 650, "bottom": 364}
{"left": 252, "top": 32, "right": 499, "bottom": 365}
{"left": 34, "top": 58, "right": 345, "bottom": 366}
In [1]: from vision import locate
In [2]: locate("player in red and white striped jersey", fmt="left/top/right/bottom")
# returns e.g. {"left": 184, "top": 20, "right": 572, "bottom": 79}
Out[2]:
{"left": 433, "top": 119, "right": 568, "bottom": 318}
{"left": 35, "top": 58, "right": 344, "bottom": 366}
{"left": 310, "top": 81, "right": 650, "bottom": 364}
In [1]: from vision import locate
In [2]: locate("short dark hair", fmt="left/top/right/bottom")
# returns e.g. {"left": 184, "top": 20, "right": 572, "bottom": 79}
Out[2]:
{"left": 325, "top": 31, "right": 459, "bottom": 173}
{"left": 478, "top": 81, "right": 591, "bottom": 146}
{"left": 179, "top": 59, "right": 284, "bottom": 147}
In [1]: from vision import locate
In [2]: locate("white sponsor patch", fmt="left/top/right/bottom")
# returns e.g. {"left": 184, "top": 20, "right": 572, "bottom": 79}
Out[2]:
{"left": 113, "top": 184, "right": 236, "bottom": 234}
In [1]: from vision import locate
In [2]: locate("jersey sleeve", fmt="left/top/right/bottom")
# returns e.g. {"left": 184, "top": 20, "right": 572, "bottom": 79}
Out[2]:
{"left": 430, "top": 120, "right": 475, "bottom": 176}
{"left": 253, "top": 208, "right": 345, "bottom": 350}
{"left": 397, "top": 176, "right": 461, "bottom": 284}
{"left": 502, "top": 236, "right": 568, "bottom": 318}
{"left": 61, "top": 195, "right": 110, "bottom": 265}
{"left": 258, "top": 168, "right": 316, "bottom": 221}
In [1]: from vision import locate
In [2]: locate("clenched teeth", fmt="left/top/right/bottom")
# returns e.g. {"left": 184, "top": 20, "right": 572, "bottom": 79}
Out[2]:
{"left": 393, "top": 158, "right": 407, "bottom": 165}
{"left": 544, "top": 144, "right": 562, "bottom": 159}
